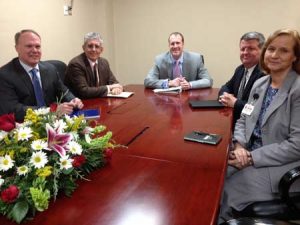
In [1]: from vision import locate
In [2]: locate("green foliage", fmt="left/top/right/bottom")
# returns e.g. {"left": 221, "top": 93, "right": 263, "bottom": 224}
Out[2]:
{"left": 0, "top": 108, "right": 116, "bottom": 223}
{"left": 10, "top": 200, "right": 29, "bottom": 224}
{"left": 29, "top": 187, "right": 50, "bottom": 212}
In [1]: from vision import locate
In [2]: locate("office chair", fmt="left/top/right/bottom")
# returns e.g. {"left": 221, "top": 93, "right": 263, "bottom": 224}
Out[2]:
{"left": 45, "top": 60, "right": 67, "bottom": 81}
{"left": 221, "top": 166, "right": 300, "bottom": 225}
{"left": 221, "top": 218, "right": 299, "bottom": 225}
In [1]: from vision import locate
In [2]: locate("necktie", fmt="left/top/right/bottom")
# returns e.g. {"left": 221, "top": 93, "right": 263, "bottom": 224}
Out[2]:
{"left": 30, "top": 68, "right": 46, "bottom": 107}
{"left": 173, "top": 60, "right": 181, "bottom": 78}
{"left": 237, "top": 69, "right": 248, "bottom": 99}
{"left": 93, "top": 63, "right": 99, "bottom": 86}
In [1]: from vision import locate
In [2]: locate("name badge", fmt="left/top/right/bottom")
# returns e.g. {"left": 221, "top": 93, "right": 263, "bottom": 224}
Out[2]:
{"left": 241, "top": 103, "right": 254, "bottom": 116}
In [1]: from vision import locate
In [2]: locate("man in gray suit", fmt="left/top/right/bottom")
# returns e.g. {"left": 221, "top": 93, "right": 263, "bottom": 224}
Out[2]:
{"left": 0, "top": 29, "right": 83, "bottom": 122}
{"left": 144, "top": 32, "right": 213, "bottom": 90}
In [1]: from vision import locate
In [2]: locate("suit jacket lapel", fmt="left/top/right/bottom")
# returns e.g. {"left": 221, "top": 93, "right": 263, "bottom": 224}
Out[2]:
{"left": 14, "top": 59, "right": 35, "bottom": 95}
{"left": 262, "top": 70, "right": 297, "bottom": 126}
{"left": 244, "top": 65, "right": 259, "bottom": 95}
{"left": 39, "top": 63, "right": 49, "bottom": 94}
{"left": 166, "top": 52, "right": 173, "bottom": 79}
{"left": 182, "top": 52, "right": 188, "bottom": 77}
{"left": 97, "top": 58, "right": 105, "bottom": 84}
{"left": 246, "top": 83, "right": 267, "bottom": 140}
{"left": 82, "top": 54, "right": 95, "bottom": 85}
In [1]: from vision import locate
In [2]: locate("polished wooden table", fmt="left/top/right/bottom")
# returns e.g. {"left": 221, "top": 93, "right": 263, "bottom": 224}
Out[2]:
{"left": 0, "top": 85, "right": 232, "bottom": 225}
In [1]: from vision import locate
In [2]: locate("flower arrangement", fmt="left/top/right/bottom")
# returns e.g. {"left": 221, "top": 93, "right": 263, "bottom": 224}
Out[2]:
{"left": 0, "top": 108, "right": 115, "bottom": 223}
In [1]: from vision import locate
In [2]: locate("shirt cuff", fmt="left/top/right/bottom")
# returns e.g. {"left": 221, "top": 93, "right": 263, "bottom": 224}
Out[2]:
{"left": 106, "top": 85, "right": 111, "bottom": 93}
{"left": 161, "top": 80, "right": 169, "bottom": 89}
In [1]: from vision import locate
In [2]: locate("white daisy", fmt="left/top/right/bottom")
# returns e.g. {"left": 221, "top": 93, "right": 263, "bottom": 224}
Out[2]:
{"left": 30, "top": 151, "right": 48, "bottom": 169}
{"left": 0, "top": 131, "right": 8, "bottom": 141}
{"left": 59, "top": 156, "right": 73, "bottom": 170}
{"left": 67, "top": 141, "right": 83, "bottom": 155}
{"left": 34, "top": 107, "right": 50, "bottom": 115}
{"left": 31, "top": 140, "right": 48, "bottom": 151}
{"left": 17, "top": 126, "right": 33, "bottom": 141}
{"left": 17, "top": 165, "right": 29, "bottom": 176}
{"left": 0, "top": 155, "right": 15, "bottom": 171}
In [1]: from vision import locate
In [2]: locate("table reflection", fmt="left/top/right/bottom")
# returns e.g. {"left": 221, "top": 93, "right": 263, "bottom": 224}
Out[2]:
{"left": 146, "top": 93, "right": 183, "bottom": 133}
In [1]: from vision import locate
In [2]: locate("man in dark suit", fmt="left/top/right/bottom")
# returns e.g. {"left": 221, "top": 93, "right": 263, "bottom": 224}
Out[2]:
{"left": 64, "top": 32, "right": 123, "bottom": 99}
{"left": 219, "top": 32, "right": 265, "bottom": 130}
{"left": 144, "top": 32, "right": 213, "bottom": 90}
{"left": 0, "top": 29, "right": 83, "bottom": 122}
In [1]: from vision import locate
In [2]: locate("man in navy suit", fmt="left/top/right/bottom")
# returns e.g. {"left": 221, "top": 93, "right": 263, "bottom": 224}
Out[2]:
{"left": 219, "top": 32, "right": 265, "bottom": 130}
{"left": 0, "top": 29, "right": 83, "bottom": 121}
{"left": 144, "top": 32, "right": 213, "bottom": 90}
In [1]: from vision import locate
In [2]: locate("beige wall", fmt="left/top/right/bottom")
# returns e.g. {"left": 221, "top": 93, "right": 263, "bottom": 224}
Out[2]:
{"left": 1, "top": 0, "right": 299, "bottom": 87}
{"left": 113, "top": 0, "right": 300, "bottom": 87}
{"left": 0, "top": 0, "right": 114, "bottom": 67}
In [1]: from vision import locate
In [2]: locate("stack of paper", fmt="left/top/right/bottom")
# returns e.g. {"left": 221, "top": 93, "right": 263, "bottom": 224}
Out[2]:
{"left": 106, "top": 91, "right": 134, "bottom": 98}
{"left": 153, "top": 86, "right": 182, "bottom": 95}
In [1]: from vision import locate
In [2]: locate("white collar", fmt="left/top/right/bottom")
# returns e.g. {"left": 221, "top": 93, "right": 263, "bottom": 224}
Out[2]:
{"left": 19, "top": 59, "right": 40, "bottom": 73}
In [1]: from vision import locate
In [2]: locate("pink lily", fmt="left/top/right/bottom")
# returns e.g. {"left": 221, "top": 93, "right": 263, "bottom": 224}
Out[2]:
{"left": 46, "top": 123, "right": 72, "bottom": 157}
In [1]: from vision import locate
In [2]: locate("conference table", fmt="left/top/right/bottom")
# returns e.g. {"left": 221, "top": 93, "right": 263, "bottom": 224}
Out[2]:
{"left": 0, "top": 85, "right": 232, "bottom": 225}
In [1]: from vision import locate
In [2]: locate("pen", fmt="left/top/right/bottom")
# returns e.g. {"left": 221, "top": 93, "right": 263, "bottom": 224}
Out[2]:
{"left": 193, "top": 131, "right": 209, "bottom": 136}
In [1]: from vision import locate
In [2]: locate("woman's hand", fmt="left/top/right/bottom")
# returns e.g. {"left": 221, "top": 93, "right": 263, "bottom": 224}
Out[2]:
{"left": 228, "top": 144, "right": 253, "bottom": 169}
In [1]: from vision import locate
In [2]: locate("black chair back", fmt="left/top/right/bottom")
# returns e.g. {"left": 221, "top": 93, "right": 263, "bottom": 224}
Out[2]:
{"left": 45, "top": 60, "right": 67, "bottom": 81}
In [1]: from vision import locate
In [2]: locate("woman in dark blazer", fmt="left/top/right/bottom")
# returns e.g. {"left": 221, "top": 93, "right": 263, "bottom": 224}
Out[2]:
{"left": 218, "top": 29, "right": 300, "bottom": 223}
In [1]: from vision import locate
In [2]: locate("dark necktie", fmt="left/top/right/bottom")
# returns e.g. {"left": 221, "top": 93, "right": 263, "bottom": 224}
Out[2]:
{"left": 93, "top": 63, "right": 99, "bottom": 86}
{"left": 237, "top": 69, "right": 248, "bottom": 99}
{"left": 30, "top": 68, "right": 46, "bottom": 107}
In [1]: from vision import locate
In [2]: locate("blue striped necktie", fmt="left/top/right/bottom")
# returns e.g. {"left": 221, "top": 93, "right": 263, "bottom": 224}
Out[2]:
{"left": 30, "top": 68, "right": 46, "bottom": 107}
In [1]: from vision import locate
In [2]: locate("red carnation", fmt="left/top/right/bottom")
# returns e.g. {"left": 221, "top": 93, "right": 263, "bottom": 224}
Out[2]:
{"left": 88, "top": 120, "right": 98, "bottom": 128}
{"left": 72, "top": 155, "right": 86, "bottom": 168}
{"left": 104, "top": 149, "right": 113, "bottom": 163}
{"left": 50, "top": 103, "right": 58, "bottom": 112}
{"left": 1, "top": 185, "right": 20, "bottom": 203}
{"left": 0, "top": 114, "right": 16, "bottom": 132}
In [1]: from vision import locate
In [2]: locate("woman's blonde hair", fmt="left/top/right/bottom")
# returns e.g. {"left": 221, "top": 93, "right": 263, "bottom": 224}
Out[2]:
{"left": 260, "top": 29, "right": 300, "bottom": 74}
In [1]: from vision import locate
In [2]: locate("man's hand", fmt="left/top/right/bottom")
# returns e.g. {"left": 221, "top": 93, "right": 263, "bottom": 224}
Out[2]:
{"left": 169, "top": 77, "right": 191, "bottom": 90}
{"left": 219, "top": 92, "right": 237, "bottom": 108}
{"left": 168, "top": 78, "right": 182, "bottom": 87}
{"left": 179, "top": 78, "right": 191, "bottom": 90}
{"left": 56, "top": 102, "right": 75, "bottom": 117}
{"left": 56, "top": 98, "right": 84, "bottom": 117}
{"left": 109, "top": 84, "right": 123, "bottom": 95}
{"left": 70, "top": 98, "right": 84, "bottom": 109}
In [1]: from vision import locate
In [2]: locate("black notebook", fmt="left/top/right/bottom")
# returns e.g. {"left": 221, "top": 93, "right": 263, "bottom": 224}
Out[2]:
{"left": 189, "top": 100, "right": 224, "bottom": 108}
{"left": 184, "top": 131, "right": 222, "bottom": 145}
